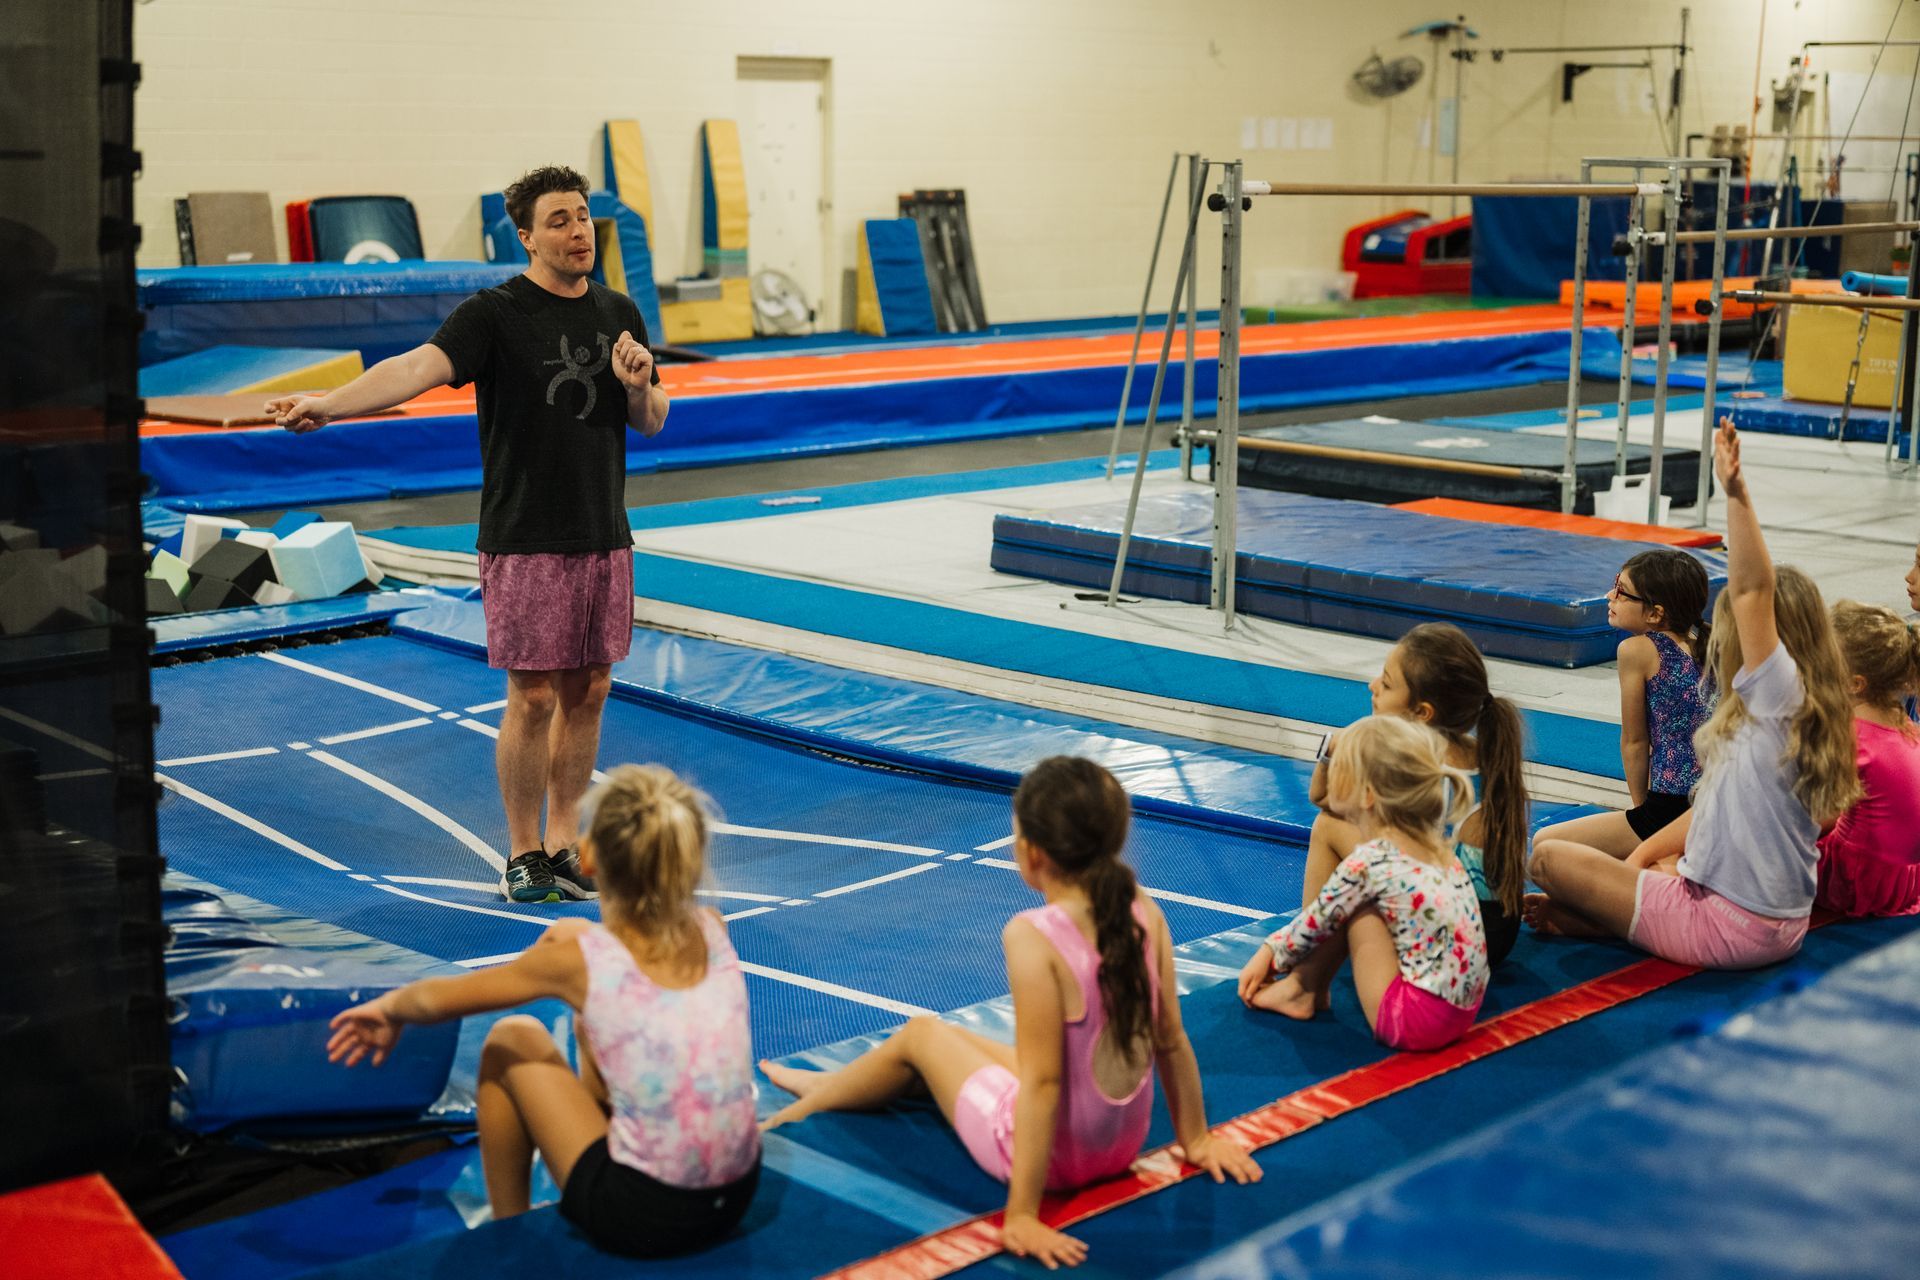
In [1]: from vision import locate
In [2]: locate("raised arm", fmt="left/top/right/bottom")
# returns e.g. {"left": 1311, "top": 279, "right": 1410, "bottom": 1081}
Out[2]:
{"left": 268, "top": 342, "right": 455, "bottom": 433}
{"left": 326, "top": 920, "right": 586, "bottom": 1066}
{"left": 1714, "top": 416, "right": 1778, "bottom": 672}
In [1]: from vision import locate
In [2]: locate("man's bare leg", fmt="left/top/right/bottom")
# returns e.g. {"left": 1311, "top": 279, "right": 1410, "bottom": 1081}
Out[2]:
{"left": 498, "top": 670, "right": 558, "bottom": 872}
{"left": 543, "top": 663, "right": 611, "bottom": 854}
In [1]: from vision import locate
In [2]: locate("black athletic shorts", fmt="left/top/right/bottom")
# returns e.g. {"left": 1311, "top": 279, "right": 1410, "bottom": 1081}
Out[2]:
{"left": 559, "top": 1137, "right": 760, "bottom": 1258}
{"left": 1479, "top": 895, "right": 1521, "bottom": 967}
{"left": 1625, "top": 790, "right": 1692, "bottom": 841}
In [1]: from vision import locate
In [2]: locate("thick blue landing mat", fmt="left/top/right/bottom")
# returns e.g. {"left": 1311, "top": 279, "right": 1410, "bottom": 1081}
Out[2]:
{"left": 1170, "top": 917, "right": 1920, "bottom": 1280}
{"left": 1728, "top": 394, "right": 1910, "bottom": 446}
{"left": 1235, "top": 418, "right": 1704, "bottom": 515}
{"left": 991, "top": 489, "right": 1726, "bottom": 667}
{"left": 152, "top": 633, "right": 1305, "bottom": 1064}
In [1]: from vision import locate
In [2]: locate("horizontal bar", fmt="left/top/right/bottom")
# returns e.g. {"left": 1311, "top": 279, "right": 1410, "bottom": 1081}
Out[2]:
{"left": 1493, "top": 44, "right": 1682, "bottom": 55}
{"left": 1658, "top": 219, "right": 1920, "bottom": 246}
{"left": 1194, "top": 431, "right": 1562, "bottom": 481}
{"left": 1240, "top": 180, "right": 1662, "bottom": 198}
{"left": 1723, "top": 290, "right": 1920, "bottom": 314}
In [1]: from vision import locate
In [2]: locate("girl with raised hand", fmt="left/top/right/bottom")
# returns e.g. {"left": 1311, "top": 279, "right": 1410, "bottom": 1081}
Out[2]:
{"left": 760, "top": 756, "right": 1259, "bottom": 1271}
{"left": 1241, "top": 715, "right": 1489, "bottom": 1050}
{"left": 1534, "top": 549, "right": 1714, "bottom": 855}
{"left": 327, "top": 765, "right": 760, "bottom": 1258}
{"left": 1526, "top": 419, "right": 1861, "bottom": 968}
{"left": 1304, "top": 622, "right": 1529, "bottom": 966}
{"left": 1815, "top": 601, "right": 1920, "bottom": 918}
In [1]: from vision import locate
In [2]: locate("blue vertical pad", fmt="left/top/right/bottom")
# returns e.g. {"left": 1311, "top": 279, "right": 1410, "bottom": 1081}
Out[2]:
{"left": 865, "top": 219, "right": 939, "bottom": 337}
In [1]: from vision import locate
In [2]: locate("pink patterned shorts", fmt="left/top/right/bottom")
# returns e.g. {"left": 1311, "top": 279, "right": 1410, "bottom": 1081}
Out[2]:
{"left": 478, "top": 547, "right": 634, "bottom": 671}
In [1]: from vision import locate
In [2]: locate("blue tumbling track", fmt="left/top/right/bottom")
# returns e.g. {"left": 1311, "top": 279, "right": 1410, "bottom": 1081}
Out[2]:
{"left": 990, "top": 489, "right": 1726, "bottom": 667}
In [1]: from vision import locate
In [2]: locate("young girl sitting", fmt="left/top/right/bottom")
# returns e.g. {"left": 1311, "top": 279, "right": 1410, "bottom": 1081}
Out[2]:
{"left": 1241, "top": 715, "right": 1488, "bottom": 1051}
{"left": 1815, "top": 601, "right": 1920, "bottom": 917}
{"left": 327, "top": 765, "right": 761, "bottom": 1258}
{"left": 1303, "top": 622, "right": 1528, "bottom": 966}
{"left": 1534, "top": 549, "right": 1714, "bottom": 855}
{"left": 760, "top": 756, "right": 1258, "bottom": 1271}
{"left": 1526, "top": 419, "right": 1861, "bottom": 969}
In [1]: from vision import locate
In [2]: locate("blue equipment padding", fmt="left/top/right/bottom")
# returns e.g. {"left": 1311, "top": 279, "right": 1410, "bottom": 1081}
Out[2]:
{"left": 139, "top": 325, "right": 1581, "bottom": 512}
{"left": 1234, "top": 417, "right": 1703, "bottom": 515}
{"left": 149, "top": 591, "right": 435, "bottom": 654}
{"left": 1841, "top": 270, "right": 1908, "bottom": 296}
{"left": 864, "top": 219, "right": 939, "bottom": 336}
{"left": 1728, "top": 394, "right": 1906, "bottom": 446}
{"left": 1168, "top": 918, "right": 1920, "bottom": 1280}
{"left": 138, "top": 345, "right": 361, "bottom": 397}
{"left": 139, "top": 261, "right": 522, "bottom": 365}
{"left": 990, "top": 490, "right": 1726, "bottom": 668}
{"left": 307, "top": 195, "right": 425, "bottom": 262}
{"left": 165, "top": 875, "right": 460, "bottom": 1132}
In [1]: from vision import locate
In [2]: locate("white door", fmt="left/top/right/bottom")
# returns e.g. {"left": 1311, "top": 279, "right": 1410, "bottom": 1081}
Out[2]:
{"left": 737, "top": 70, "right": 827, "bottom": 326}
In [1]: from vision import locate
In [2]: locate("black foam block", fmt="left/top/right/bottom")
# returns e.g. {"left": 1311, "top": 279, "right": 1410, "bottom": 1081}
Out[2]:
{"left": 144, "top": 578, "right": 185, "bottom": 616}
{"left": 189, "top": 538, "right": 275, "bottom": 595}
{"left": 184, "top": 574, "right": 251, "bottom": 612}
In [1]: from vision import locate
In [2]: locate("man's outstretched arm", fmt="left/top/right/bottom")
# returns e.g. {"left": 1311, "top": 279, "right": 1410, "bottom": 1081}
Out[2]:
{"left": 267, "top": 343, "right": 456, "bottom": 433}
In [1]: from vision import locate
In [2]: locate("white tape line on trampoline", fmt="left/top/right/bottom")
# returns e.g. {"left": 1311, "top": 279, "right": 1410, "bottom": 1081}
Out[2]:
{"left": 156, "top": 772, "right": 351, "bottom": 872}
{"left": 317, "top": 716, "right": 435, "bottom": 746}
{"left": 257, "top": 650, "right": 440, "bottom": 713}
{"left": 0, "top": 706, "right": 114, "bottom": 761}
{"left": 156, "top": 746, "right": 282, "bottom": 768}
{"left": 306, "top": 749, "right": 506, "bottom": 874}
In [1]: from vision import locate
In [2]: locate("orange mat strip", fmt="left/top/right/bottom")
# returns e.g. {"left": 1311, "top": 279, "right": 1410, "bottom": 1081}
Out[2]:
{"left": 1393, "top": 498, "right": 1724, "bottom": 548}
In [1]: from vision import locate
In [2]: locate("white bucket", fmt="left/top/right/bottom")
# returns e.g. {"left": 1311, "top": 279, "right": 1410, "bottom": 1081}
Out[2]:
{"left": 1592, "top": 474, "right": 1672, "bottom": 525}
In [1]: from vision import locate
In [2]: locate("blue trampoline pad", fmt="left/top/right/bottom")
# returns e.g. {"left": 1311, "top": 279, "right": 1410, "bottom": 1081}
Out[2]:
{"left": 991, "top": 489, "right": 1725, "bottom": 667}
{"left": 1163, "top": 915, "right": 1920, "bottom": 1280}
{"left": 153, "top": 633, "right": 1304, "bottom": 1061}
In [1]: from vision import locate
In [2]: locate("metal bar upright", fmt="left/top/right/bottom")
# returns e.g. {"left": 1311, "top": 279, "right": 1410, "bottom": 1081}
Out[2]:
{"left": 1889, "top": 245, "right": 1920, "bottom": 466}
{"left": 1103, "top": 171, "right": 1210, "bottom": 607}
{"left": 1562, "top": 169, "right": 1594, "bottom": 513}
{"left": 1646, "top": 165, "right": 1681, "bottom": 522}
{"left": 1213, "top": 164, "right": 1245, "bottom": 628}
{"left": 1695, "top": 163, "right": 1729, "bottom": 522}
{"left": 1180, "top": 154, "right": 1201, "bottom": 481}
{"left": 1105, "top": 152, "right": 1182, "bottom": 480}
{"left": 1612, "top": 188, "right": 1645, "bottom": 478}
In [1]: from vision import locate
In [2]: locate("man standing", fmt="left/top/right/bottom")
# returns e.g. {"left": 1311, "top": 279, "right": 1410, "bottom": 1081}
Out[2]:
{"left": 267, "top": 166, "right": 667, "bottom": 902}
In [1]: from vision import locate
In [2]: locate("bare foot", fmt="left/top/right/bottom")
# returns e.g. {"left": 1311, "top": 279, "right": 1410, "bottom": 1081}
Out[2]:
{"left": 1249, "top": 972, "right": 1321, "bottom": 1021}
{"left": 759, "top": 1059, "right": 824, "bottom": 1101}
{"left": 1522, "top": 893, "right": 1608, "bottom": 939}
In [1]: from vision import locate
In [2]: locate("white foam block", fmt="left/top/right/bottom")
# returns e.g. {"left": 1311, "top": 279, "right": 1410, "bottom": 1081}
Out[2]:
{"left": 234, "top": 530, "right": 279, "bottom": 550}
{"left": 268, "top": 521, "right": 365, "bottom": 600}
{"left": 252, "top": 580, "right": 298, "bottom": 606}
{"left": 182, "top": 515, "right": 248, "bottom": 566}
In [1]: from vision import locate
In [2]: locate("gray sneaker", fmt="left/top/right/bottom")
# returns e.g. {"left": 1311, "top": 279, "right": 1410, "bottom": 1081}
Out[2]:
{"left": 550, "top": 847, "right": 598, "bottom": 900}
{"left": 501, "top": 850, "right": 560, "bottom": 903}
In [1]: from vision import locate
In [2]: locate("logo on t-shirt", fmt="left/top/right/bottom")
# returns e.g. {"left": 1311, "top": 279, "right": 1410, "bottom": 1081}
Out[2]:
{"left": 543, "top": 333, "right": 612, "bottom": 419}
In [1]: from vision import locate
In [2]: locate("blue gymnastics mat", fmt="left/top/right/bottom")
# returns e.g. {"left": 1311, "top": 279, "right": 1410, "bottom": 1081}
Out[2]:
{"left": 1728, "top": 394, "right": 1909, "bottom": 447}
{"left": 990, "top": 489, "right": 1726, "bottom": 667}
{"left": 1235, "top": 418, "right": 1704, "bottom": 514}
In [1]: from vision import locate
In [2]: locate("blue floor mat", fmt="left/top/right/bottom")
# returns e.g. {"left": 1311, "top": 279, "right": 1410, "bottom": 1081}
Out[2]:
{"left": 153, "top": 634, "right": 1305, "bottom": 1063}
{"left": 991, "top": 489, "right": 1724, "bottom": 667}
{"left": 1727, "top": 394, "right": 1909, "bottom": 446}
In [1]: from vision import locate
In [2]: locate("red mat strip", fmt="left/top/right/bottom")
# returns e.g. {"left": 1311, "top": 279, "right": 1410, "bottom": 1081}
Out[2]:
{"left": 819, "top": 955, "right": 1697, "bottom": 1280}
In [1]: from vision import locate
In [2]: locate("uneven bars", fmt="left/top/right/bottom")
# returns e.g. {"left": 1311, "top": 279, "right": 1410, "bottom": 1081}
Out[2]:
{"left": 1231, "top": 180, "right": 1664, "bottom": 199}
{"left": 1649, "top": 219, "right": 1920, "bottom": 246}
{"left": 1715, "top": 290, "right": 1920, "bottom": 315}
{"left": 1192, "top": 431, "right": 1565, "bottom": 482}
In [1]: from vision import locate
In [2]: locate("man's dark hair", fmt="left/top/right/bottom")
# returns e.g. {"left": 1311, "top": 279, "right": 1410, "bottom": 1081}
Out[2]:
{"left": 504, "top": 165, "right": 591, "bottom": 232}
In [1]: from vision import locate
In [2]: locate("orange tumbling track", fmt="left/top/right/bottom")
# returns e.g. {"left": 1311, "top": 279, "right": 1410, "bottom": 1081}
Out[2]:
{"left": 1560, "top": 276, "right": 1844, "bottom": 319}
{"left": 1393, "top": 498, "right": 1725, "bottom": 548}
{"left": 140, "top": 305, "right": 1610, "bottom": 438}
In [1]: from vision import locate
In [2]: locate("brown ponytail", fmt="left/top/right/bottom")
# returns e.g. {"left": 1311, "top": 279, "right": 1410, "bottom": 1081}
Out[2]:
{"left": 1012, "top": 757, "right": 1153, "bottom": 1052}
{"left": 1397, "top": 622, "right": 1531, "bottom": 914}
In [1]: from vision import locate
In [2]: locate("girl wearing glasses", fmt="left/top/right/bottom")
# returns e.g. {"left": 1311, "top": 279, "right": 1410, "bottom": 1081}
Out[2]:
{"left": 1534, "top": 550, "right": 1715, "bottom": 858}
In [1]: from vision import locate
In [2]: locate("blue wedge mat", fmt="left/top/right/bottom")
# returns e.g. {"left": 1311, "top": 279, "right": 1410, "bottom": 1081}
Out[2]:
{"left": 139, "top": 345, "right": 362, "bottom": 397}
{"left": 140, "top": 326, "right": 1584, "bottom": 512}
{"left": 1168, "top": 916, "right": 1920, "bottom": 1280}
{"left": 1729, "top": 394, "right": 1908, "bottom": 446}
{"left": 152, "top": 632, "right": 1308, "bottom": 1063}
{"left": 990, "top": 490, "right": 1725, "bottom": 667}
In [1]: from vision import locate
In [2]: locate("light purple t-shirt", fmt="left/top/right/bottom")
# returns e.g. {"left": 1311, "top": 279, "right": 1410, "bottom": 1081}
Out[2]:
{"left": 1676, "top": 643, "right": 1820, "bottom": 918}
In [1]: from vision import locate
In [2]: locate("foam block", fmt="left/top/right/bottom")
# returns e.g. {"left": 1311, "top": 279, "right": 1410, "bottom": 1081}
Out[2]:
{"left": 190, "top": 539, "right": 275, "bottom": 596}
{"left": 145, "top": 579, "right": 186, "bottom": 615}
{"left": 59, "top": 544, "right": 108, "bottom": 598}
{"left": 181, "top": 515, "right": 248, "bottom": 566}
{"left": 234, "top": 530, "right": 278, "bottom": 549}
{"left": 252, "top": 581, "right": 297, "bottom": 606}
{"left": 0, "top": 556, "right": 104, "bottom": 634}
{"left": 147, "top": 549, "right": 191, "bottom": 596}
{"left": 184, "top": 575, "right": 251, "bottom": 612}
{"left": 0, "top": 522, "right": 40, "bottom": 552}
{"left": 267, "top": 511, "right": 322, "bottom": 540}
{"left": 268, "top": 521, "right": 365, "bottom": 601}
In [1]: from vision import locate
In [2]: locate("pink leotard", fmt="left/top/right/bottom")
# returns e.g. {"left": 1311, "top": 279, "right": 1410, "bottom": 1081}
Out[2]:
{"left": 951, "top": 900, "right": 1161, "bottom": 1189}
{"left": 576, "top": 914, "right": 760, "bottom": 1188}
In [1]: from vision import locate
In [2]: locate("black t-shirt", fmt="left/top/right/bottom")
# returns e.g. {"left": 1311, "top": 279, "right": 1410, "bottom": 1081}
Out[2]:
{"left": 430, "top": 275, "right": 660, "bottom": 554}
